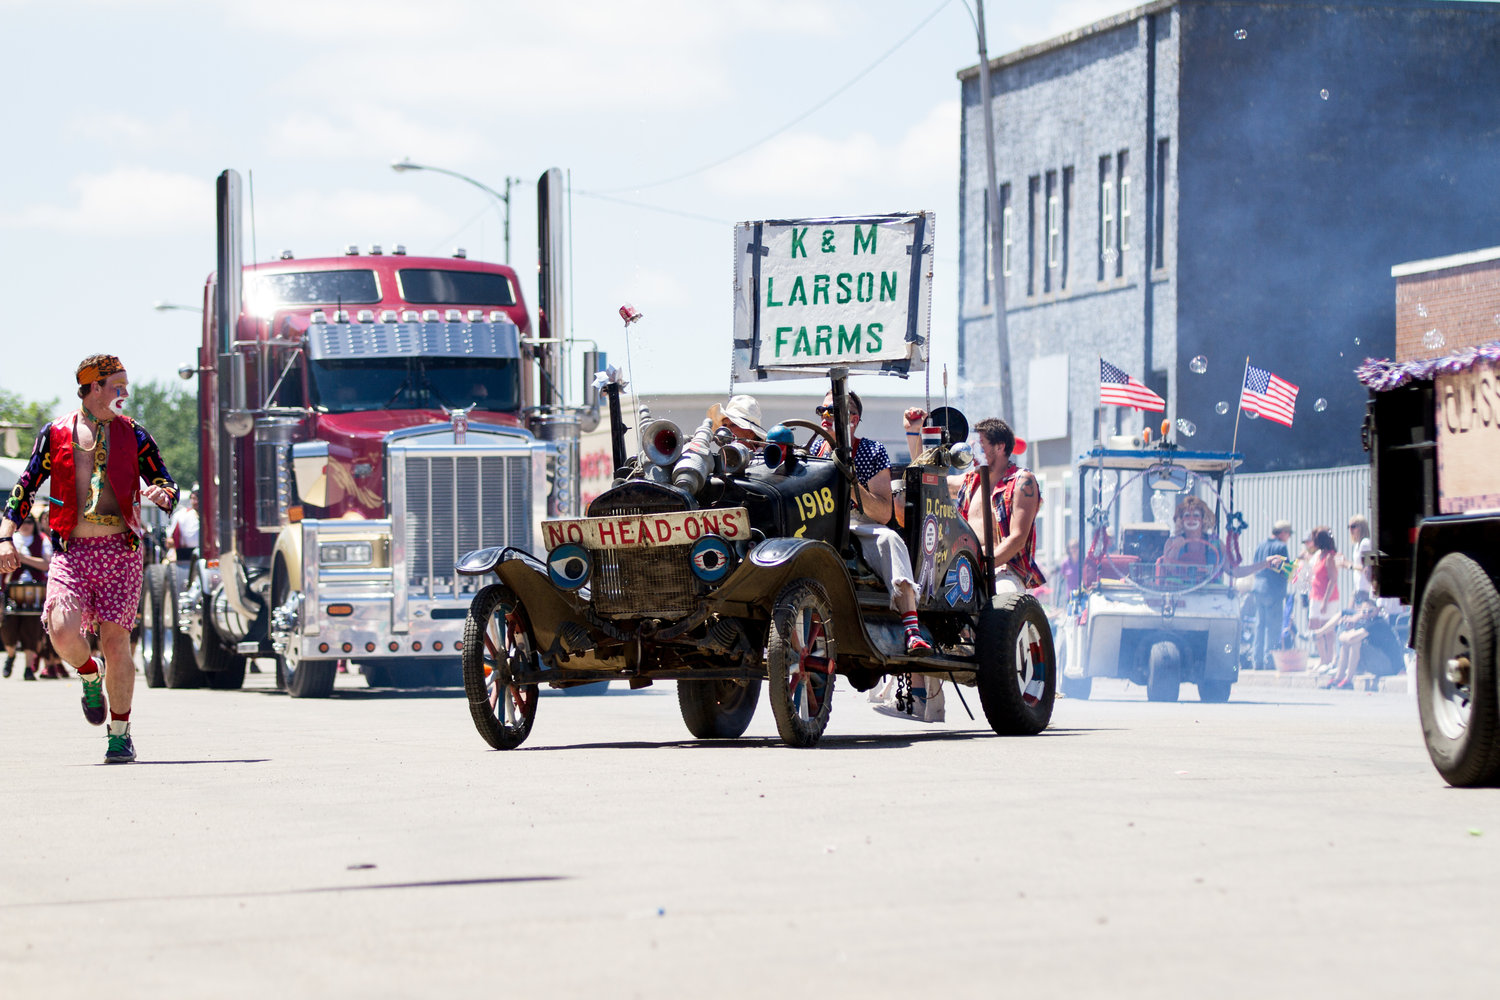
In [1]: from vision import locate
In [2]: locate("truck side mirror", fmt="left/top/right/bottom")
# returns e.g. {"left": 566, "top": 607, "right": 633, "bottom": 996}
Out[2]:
{"left": 291, "top": 440, "right": 331, "bottom": 507}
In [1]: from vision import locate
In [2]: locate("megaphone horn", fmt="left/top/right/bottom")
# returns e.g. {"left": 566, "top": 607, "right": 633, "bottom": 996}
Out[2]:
{"left": 720, "top": 442, "right": 751, "bottom": 477}
{"left": 642, "top": 419, "right": 684, "bottom": 467}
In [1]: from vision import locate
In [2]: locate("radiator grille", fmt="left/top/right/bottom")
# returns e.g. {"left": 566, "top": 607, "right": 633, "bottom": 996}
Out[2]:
{"left": 589, "top": 487, "right": 696, "bottom": 618}
{"left": 403, "top": 454, "right": 531, "bottom": 595}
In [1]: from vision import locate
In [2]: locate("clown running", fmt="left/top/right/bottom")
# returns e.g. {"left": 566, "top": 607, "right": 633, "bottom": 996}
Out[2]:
{"left": 0, "top": 354, "right": 178, "bottom": 763}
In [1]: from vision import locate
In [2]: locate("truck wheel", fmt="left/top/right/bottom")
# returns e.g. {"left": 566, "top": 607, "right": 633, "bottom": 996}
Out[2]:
{"left": 1061, "top": 675, "right": 1092, "bottom": 700}
{"left": 678, "top": 676, "right": 762, "bottom": 739}
{"left": 461, "top": 584, "right": 540, "bottom": 750}
{"left": 268, "top": 567, "right": 335, "bottom": 698}
{"left": 363, "top": 663, "right": 393, "bottom": 688}
{"left": 1146, "top": 642, "right": 1181, "bottom": 702}
{"left": 1416, "top": 553, "right": 1500, "bottom": 787}
{"left": 162, "top": 569, "right": 205, "bottom": 689}
{"left": 1197, "top": 679, "right": 1232, "bottom": 703}
{"left": 140, "top": 564, "right": 165, "bottom": 688}
{"left": 766, "top": 580, "right": 836, "bottom": 748}
{"left": 976, "top": 592, "right": 1056, "bottom": 735}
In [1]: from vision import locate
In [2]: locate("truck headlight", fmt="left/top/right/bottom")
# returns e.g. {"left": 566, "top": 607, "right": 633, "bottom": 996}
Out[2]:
{"left": 320, "top": 541, "right": 374, "bottom": 566}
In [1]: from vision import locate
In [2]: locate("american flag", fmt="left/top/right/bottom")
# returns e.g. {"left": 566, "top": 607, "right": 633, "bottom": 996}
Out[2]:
{"left": 1240, "top": 362, "right": 1298, "bottom": 427}
{"left": 1099, "top": 359, "right": 1166, "bottom": 411}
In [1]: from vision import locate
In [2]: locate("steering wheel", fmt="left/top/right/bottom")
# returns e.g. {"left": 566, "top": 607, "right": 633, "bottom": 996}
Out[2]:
{"left": 780, "top": 418, "right": 862, "bottom": 514}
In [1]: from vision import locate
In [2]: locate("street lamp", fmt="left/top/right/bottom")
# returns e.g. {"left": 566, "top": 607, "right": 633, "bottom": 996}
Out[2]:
{"left": 153, "top": 301, "right": 202, "bottom": 313}
{"left": 391, "top": 159, "right": 522, "bottom": 264}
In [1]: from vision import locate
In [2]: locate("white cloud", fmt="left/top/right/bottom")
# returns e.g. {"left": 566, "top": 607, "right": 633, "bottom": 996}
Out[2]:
{"left": 253, "top": 189, "right": 440, "bottom": 248}
{"left": 706, "top": 99, "right": 958, "bottom": 200}
{"left": 2, "top": 168, "right": 212, "bottom": 234}
{"left": 268, "top": 107, "right": 493, "bottom": 163}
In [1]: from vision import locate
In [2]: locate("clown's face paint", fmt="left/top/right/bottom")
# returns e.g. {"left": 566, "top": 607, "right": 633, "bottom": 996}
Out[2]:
{"left": 103, "top": 373, "right": 129, "bottom": 415}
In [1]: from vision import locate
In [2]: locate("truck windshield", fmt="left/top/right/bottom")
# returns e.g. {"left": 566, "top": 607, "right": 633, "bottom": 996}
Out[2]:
{"left": 308, "top": 357, "right": 521, "bottom": 413}
{"left": 398, "top": 269, "right": 515, "bottom": 306}
{"left": 249, "top": 270, "right": 381, "bottom": 306}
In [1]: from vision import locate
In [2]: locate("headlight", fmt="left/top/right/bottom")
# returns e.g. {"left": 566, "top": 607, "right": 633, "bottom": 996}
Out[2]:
{"left": 319, "top": 541, "right": 374, "bottom": 566}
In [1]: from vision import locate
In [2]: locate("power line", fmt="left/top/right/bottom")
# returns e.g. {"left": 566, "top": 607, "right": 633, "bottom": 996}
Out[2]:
{"left": 571, "top": 189, "right": 732, "bottom": 226}
{"left": 596, "top": 0, "right": 954, "bottom": 194}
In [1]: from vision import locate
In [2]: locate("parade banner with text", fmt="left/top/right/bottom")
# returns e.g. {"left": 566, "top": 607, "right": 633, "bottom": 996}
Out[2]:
{"left": 732, "top": 213, "right": 932, "bottom": 382}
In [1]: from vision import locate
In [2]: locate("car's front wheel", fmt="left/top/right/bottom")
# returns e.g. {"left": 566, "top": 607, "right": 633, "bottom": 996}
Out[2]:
{"left": 766, "top": 580, "right": 836, "bottom": 748}
{"left": 461, "top": 584, "right": 540, "bottom": 750}
{"left": 976, "top": 592, "right": 1055, "bottom": 734}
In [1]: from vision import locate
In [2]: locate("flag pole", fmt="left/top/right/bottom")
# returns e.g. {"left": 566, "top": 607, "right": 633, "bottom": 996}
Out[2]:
{"left": 1230, "top": 355, "right": 1249, "bottom": 455}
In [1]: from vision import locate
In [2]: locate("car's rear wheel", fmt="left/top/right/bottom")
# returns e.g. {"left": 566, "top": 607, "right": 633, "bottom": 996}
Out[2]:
{"left": 140, "top": 564, "right": 165, "bottom": 688}
{"left": 462, "top": 584, "right": 539, "bottom": 750}
{"left": 1417, "top": 553, "right": 1500, "bottom": 787}
{"left": 678, "top": 676, "right": 761, "bottom": 739}
{"left": 766, "top": 580, "right": 836, "bottom": 748}
{"left": 976, "top": 592, "right": 1055, "bottom": 734}
{"left": 1197, "top": 678, "right": 1231, "bottom": 702}
{"left": 1146, "top": 641, "right": 1181, "bottom": 702}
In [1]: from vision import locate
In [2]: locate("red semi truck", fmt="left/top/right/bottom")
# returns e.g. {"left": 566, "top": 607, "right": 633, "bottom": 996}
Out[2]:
{"left": 138, "top": 168, "right": 592, "bottom": 696}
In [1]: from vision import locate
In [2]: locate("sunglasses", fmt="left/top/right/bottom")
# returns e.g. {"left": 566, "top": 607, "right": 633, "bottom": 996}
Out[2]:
{"left": 815, "top": 404, "right": 835, "bottom": 416}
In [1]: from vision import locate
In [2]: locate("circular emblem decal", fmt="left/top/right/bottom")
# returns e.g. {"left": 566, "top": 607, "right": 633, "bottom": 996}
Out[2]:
{"left": 689, "top": 535, "right": 734, "bottom": 583}
{"left": 547, "top": 543, "right": 591, "bottom": 590}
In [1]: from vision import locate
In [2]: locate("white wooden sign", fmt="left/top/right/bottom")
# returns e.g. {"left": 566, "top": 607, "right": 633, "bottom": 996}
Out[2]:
{"left": 732, "top": 213, "right": 932, "bottom": 382}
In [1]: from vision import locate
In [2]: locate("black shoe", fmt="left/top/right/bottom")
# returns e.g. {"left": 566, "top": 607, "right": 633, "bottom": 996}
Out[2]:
{"left": 80, "top": 672, "right": 107, "bottom": 726}
{"left": 104, "top": 727, "right": 136, "bottom": 764}
{"left": 23, "top": 666, "right": 37, "bottom": 681}
{"left": 3, "top": 655, "right": 12, "bottom": 677}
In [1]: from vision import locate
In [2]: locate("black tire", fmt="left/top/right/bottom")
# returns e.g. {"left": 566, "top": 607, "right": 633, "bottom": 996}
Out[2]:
{"left": 268, "top": 567, "right": 335, "bottom": 698}
{"left": 975, "top": 592, "right": 1056, "bottom": 735}
{"left": 1061, "top": 674, "right": 1092, "bottom": 700}
{"left": 461, "top": 584, "right": 540, "bottom": 750}
{"left": 1198, "top": 679, "right": 1232, "bottom": 703}
{"left": 678, "top": 676, "right": 762, "bottom": 738}
{"left": 363, "top": 662, "right": 393, "bottom": 688}
{"left": 766, "top": 580, "right": 837, "bottom": 748}
{"left": 206, "top": 649, "right": 247, "bottom": 690}
{"left": 1146, "top": 641, "right": 1181, "bottom": 702}
{"left": 162, "top": 569, "right": 205, "bottom": 689}
{"left": 140, "top": 564, "right": 165, "bottom": 688}
{"left": 1416, "top": 553, "right": 1500, "bottom": 787}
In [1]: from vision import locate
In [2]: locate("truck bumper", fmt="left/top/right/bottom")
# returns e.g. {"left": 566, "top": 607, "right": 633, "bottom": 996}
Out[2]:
{"left": 296, "top": 593, "right": 472, "bottom": 659}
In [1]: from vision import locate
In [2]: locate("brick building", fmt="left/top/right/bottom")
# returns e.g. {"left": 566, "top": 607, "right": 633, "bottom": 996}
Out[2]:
{"left": 956, "top": 0, "right": 1500, "bottom": 491}
{"left": 1391, "top": 246, "right": 1500, "bottom": 362}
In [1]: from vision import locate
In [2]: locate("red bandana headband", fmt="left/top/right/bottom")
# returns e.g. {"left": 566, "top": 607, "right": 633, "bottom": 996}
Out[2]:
{"left": 76, "top": 355, "right": 124, "bottom": 385}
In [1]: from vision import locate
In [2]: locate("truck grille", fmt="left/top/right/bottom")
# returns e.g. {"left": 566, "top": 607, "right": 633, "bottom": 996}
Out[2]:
{"left": 588, "top": 482, "right": 697, "bottom": 618}
{"left": 403, "top": 454, "right": 532, "bottom": 594}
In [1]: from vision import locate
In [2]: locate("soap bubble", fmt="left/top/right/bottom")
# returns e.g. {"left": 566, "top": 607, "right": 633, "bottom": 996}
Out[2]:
{"left": 1353, "top": 337, "right": 1360, "bottom": 346}
{"left": 1314, "top": 398, "right": 1328, "bottom": 412}
{"left": 1234, "top": 28, "right": 1247, "bottom": 40}
{"left": 1320, "top": 88, "right": 1329, "bottom": 100}
{"left": 1215, "top": 401, "right": 1230, "bottom": 415}
{"left": 1189, "top": 355, "right": 1208, "bottom": 374}
{"left": 1224, "top": 645, "right": 1234, "bottom": 654}
{"left": 1176, "top": 418, "right": 1197, "bottom": 437}
{"left": 1245, "top": 409, "right": 1260, "bottom": 420}
{"left": 1423, "top": 329, "right": 1445, "bottom": 350}
{"left": 1416, "top": 303, "right": 1429, "bottom": 318}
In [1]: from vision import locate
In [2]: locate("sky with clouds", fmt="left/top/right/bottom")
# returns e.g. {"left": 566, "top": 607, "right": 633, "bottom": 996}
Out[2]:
{"left": 0, "top": 0, "right": 1130, "bottom": 414}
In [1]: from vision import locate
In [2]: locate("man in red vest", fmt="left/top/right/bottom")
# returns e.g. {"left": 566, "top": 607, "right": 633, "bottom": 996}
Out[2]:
{"left": 0, "top": 354, "right": 178, "bottom": 763}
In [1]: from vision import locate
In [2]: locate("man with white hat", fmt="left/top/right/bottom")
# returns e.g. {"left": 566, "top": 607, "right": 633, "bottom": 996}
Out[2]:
{"left": 707, "top": 395, "right": 767, "bottom": 445}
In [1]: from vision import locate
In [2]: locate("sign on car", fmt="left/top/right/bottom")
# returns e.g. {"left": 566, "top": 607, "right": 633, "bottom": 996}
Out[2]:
{"left": 542, "top": 507, "right": 751, "bottom": 551}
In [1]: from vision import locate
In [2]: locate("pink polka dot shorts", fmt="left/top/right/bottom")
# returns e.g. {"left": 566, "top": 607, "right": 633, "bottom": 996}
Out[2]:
{"left": 43, "top": 533, "right": 143, "bottom": 636}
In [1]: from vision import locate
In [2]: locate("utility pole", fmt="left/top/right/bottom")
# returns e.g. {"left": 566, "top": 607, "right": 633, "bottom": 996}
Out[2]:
{"left": 974, "top": 0, "right": 1014, "bottom": 428}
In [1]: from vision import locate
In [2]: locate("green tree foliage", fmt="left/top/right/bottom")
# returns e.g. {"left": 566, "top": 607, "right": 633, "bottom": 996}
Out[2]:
{"left": 129, "top": 380, "right": 200, "bottom": 489}
{"left": 0, "top": 388, "right": 60, "bottom": 458}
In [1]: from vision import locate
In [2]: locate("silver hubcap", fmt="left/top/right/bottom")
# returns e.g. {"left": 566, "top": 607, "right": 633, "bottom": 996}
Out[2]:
{"left": 1430, "top": 603, "right": 1474, "bottom": 740}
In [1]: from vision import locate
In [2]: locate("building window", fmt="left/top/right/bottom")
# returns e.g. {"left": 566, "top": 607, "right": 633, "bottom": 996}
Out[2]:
{"left": 982, "top": 195, "right": 992, "bottom": 305}
{"left": 1099, "top": 156, "right": 1114, "bottom": 282}
{"left": 1045, "top": 172, "right": 1060, "bottom": 288}
{"left": 1002, "top": 193, "right": 1014, "bottom": 277}
{"left": 1027, "top": 175, "right": 1039, "bottom": 297}
{"left": 1154, "top": 138, "right": 1168, "bottom": 270}
{"left": 1118, "top": 149, "right": 1131, "bottom": 279}
{"left": 1060, "top": 166, "right": 1072, "bottom": 289}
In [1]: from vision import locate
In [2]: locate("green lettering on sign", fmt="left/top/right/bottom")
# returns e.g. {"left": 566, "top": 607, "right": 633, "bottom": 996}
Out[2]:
{"left": 838, "top": 324, "right": 863, "bottom": 354}
{"left": 836, "top": 273, "right": 852, "bottom": 304}
{"left": 788, "top": 276, "right": 807, "bottom": 307}
{"left": 880, "top": 271, "right": 897, "bottom": 302}
{"left": 812, "top": 274, "right": 830, "bottom": 305}
{"left": 790, "top": 228, "right": 808, "bottom": 258}
{"left": 814, "top": 325, "right": 833, "bottom": 355}
{"left": 867, "top": 322, "right": 883, "bottom": 352}
{"left": 775, "top": 327, "right": 792, "bottom": 356}
{"left": 766, "top": 277, "right": 782, "bottom": 308}
{"left": 793, "top": 327, "right": 811, "bottom": 356}
{"left": 856, "top": 273, "right": 874, "bottom": 303}
{"left": 853, "top": 224, "right": 877, "bottom": 255}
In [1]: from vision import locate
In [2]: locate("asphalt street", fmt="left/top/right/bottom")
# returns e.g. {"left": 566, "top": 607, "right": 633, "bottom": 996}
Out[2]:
{"left": 3, "top": 669, "right": 1497, "bottom": 999}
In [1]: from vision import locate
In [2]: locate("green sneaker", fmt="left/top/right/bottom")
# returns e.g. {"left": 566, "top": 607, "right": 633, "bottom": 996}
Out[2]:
{"left": 80, "top": 672, "right": 107, "bottom": 726}
{"left": 104, "top": 727, "right": 136, "bottom": 764}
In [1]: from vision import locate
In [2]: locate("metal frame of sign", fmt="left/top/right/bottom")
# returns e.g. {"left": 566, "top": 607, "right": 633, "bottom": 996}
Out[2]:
{"left": 732, "top": 212, "right": 933, "bottom": 383}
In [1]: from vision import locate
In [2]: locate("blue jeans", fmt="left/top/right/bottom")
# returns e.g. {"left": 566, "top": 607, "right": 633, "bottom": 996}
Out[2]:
{"left": 1252, "top": 594, "right": 1286, "bottom": 670}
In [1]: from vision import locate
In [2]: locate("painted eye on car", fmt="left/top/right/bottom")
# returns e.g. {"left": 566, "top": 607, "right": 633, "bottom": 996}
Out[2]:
{"left": 547, "top": 544, "right": 591, "bottom": 590}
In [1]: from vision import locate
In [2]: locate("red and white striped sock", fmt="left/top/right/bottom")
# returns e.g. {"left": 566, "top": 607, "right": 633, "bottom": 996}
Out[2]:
{"left": 902, "top": 612, "right": 920, "bottom": 637}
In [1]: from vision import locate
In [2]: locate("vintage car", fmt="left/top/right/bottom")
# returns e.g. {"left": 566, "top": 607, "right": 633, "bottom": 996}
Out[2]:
{"left": 1057, "top": 446, "right": 1248, "bottom": 702}
{"left": 454, "top": 374, "right": 1055, "bottom": 749}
